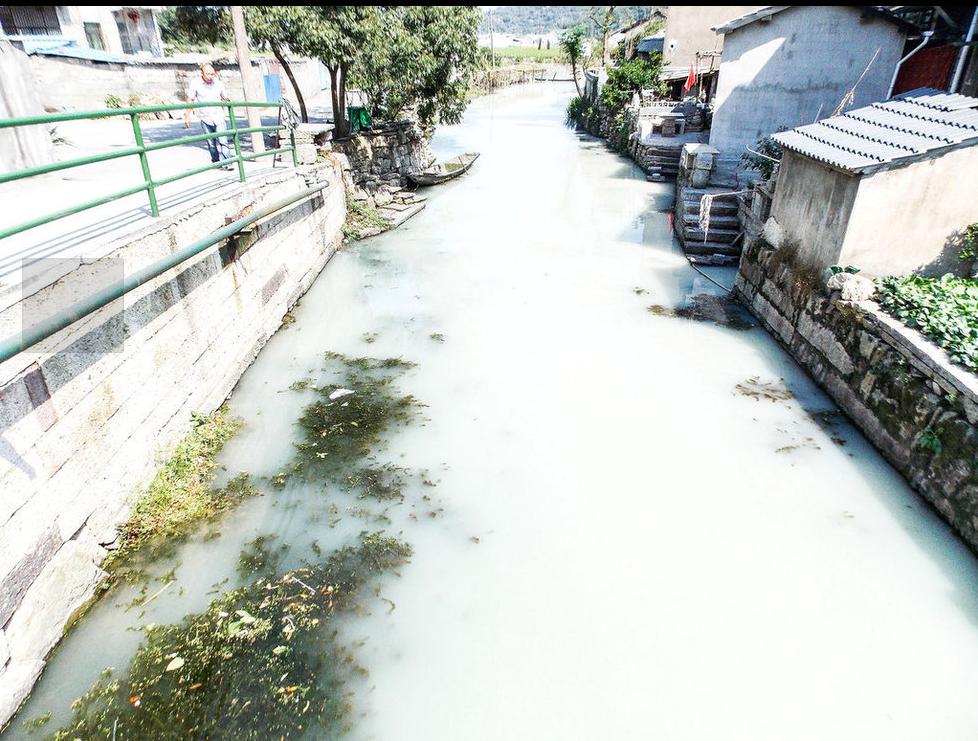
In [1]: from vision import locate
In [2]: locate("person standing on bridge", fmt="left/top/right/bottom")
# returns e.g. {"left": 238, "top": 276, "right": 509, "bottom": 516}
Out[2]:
{"left": 184, "top": 63, "right": 232, "bottom": 169}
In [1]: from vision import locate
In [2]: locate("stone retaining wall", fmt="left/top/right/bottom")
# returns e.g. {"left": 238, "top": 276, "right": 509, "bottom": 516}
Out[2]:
{"left": 0, "top": 162, "right": 345, "bottom": 724}
{"left": 327, "top": 121, "right": 433, "bottom": 207}
{"left": 736, "top": 240, "right": 978, "bottom": 552}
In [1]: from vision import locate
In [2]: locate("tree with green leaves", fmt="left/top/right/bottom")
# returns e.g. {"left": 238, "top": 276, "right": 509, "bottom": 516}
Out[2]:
{"left": 241, "top": 6, "right": 370, "bottom": 138}
{"left": 559, "top": 25, "right": 587, "bottom": 97}
{"left": 588, "top": 6, "right": 617, "bottom": 68}
{"left": 600, "top": 55, "right": 665, "bottom": 110}
{"left": 351, "top": 7, "right": 481, "bottom": 129}
{"left": 158, "top": 6, "right": 231, "bottom": 51}
{"left": 215, "top": 7, "right": 478, "bottom": 138}
{"left": 244, "top": 6, "right": 314, "bottom": 122}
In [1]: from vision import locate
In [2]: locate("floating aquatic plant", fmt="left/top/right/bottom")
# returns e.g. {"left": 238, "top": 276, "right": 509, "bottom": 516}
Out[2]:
{"left": 734, "top": 376, "right": 794, "bottom": 403}
{"left": 286, "top": 353, "right": 421, "bottom": 483}
{"left": 48, "top": 533, "right": 412, "bottom": 741}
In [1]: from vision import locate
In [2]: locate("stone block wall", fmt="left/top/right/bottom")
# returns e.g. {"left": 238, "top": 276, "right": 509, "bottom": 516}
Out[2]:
{"left": 327, "top": 121, "right": 433, "bottom": 207}
{"left": 0, "top": 162, "right": 345, "bottom": 724}
{"left": 736, "top": 240, "right": 978, "bottom": 553}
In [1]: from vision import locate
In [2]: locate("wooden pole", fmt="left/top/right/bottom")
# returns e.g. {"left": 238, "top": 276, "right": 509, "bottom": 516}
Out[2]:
{"left": 230, "top": 6, "right": 264, "bottom": 154}
{"left": 489, "top": 10, "right": 495, "bottom": 71}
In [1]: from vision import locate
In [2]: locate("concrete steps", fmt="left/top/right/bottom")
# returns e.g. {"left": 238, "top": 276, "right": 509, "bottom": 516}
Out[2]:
{"left": 674, "top": 185, "right": 743, "bottom": 259}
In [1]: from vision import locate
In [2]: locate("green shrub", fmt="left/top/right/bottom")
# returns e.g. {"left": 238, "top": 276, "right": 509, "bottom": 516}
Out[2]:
{"left": 876, "top": 274, "right": 978, "bottom": 372}
{"left": 741, "top": 134, "right": 783, "bottom": 179}
{"left": 565, "top": 95, "right": 589, "bottom": 127}
{"left": 607, "top": 108, "right": 635, "bottom": 153}
{"left": 960, "top": 223, "right": 978, "bottom": 262}
{"left": 105, "top": 94, "right": 123, "bottom": 109}
{"left": 599, "top": 56, "right": 666, "bottom": 111}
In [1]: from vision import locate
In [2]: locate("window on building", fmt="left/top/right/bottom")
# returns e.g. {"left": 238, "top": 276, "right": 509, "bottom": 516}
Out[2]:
{"left": 0, "top": 5, "right": 61, "bottom": 35}
{"left": 84, "top": 22, "right": 106, "bottom": 51}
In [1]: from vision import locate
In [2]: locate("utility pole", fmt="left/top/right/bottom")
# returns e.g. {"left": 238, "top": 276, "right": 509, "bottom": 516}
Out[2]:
{"left": 489, "top": 10, "right": 495, "bottom": 70}
{"left": 230, "top": 6, "right": 264, "bottom": 154}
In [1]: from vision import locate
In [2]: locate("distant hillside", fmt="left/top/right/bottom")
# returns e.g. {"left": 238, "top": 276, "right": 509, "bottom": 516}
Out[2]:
{"left": 481, "top": 6, "right": 659, "bottom": 35}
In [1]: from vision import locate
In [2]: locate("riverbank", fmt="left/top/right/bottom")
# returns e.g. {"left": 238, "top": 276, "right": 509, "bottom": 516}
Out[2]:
{"left": 5, "top": 82, "right": 978, "bottom": 741}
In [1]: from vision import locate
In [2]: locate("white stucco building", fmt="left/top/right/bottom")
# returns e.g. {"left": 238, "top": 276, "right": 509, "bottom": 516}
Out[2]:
{"left": 708, "top": 6, "right": 910, "bottom": 156}
{"left": 0, "top": 6, "right": 164, "bottom": 57}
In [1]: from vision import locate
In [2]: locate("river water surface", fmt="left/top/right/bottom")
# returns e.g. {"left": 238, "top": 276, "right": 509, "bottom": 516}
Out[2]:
{"left": 8, "top": 83, "right": 978, "bottom": 741}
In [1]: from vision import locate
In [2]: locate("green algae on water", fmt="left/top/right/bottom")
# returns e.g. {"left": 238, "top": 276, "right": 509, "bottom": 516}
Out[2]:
{"left": 647, "top": 294, "right": 753, "bottom": 331}
{"left": 47, "top": 533, "right": 413, "bottom": 741}
{"left": 284, "top": 353, "right": 421, "bottom": 484}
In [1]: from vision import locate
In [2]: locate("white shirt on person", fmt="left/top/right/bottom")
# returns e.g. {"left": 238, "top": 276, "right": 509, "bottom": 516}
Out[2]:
{"left": 187, "top": 76, "right": 227, "bottom": 126}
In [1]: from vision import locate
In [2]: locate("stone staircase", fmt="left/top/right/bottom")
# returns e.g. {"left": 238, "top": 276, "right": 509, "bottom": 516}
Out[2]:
{"left": 674, "top": 187, "right": 742, "bottom": 265}
{"left": 635, "top": 142, "right": 682, "bottom": 181}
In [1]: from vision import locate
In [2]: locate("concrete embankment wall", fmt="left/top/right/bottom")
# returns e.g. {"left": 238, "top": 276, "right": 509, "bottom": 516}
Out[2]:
{"left": 0, "top": 162, "right": 345, "bottom": 722}
{"left": 737, "top": 240, "right": 978, "bottom": 552}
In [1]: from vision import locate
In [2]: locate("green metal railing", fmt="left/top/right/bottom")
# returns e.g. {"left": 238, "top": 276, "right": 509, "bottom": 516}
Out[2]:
{"left": 0, "top": 101, "right": 299, "bottom": 241}
{"left": 0, "top": 182, "right": 328, "bottom": 363}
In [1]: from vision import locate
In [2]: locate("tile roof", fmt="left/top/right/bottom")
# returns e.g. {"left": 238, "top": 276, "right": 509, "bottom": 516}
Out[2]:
{"left": 713, "top": 5, "right": 916, "bottom": 35}
{"left": 772, "top": 88, "right": 978, "bottom": 174}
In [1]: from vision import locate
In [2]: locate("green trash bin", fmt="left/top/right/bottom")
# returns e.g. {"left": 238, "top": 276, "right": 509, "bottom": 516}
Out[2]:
{"left": 347, "top": 106, "right": 372, "bottom": 132}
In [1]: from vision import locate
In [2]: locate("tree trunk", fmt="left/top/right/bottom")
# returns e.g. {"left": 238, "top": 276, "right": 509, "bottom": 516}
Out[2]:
{"left": 572, "top": 59, "right": 582, "bottom": 98}
{"left": 328, "top": 65, "right": 348, "bottom": 138}
{"left": 271, "top": 41, "right": 307, "bottom": 123}
{"left": 338, "top": 62, "right": 349, "bottom": 131}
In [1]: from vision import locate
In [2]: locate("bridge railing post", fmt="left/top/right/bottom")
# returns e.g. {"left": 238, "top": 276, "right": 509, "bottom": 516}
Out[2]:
{"left": 130, "top": 113, "right": 159, "bottom": 217}
{"left": 228, "top": 103, "right": 246, "bottom": 183}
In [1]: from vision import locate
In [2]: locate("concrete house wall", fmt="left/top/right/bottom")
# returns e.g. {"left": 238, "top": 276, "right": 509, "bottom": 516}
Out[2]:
{"left": 769, "top": 149, "right": 860, "bottom": 269}
{"left": 710, "top": 6, "right": 905, "bottom": 155}
{"left": 841, "top": 145, "right": 978, "bottom": 276}
{"left": 662, "top": 6, "right": 762, "bottom": 68}
{"left": 771, "top": 145, "right": 978, "bottom": 277}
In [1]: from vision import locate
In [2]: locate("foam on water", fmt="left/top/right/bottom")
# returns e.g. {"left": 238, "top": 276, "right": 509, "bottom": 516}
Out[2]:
{"left": 7, "top": 83, "right": 978, "bottom": 741}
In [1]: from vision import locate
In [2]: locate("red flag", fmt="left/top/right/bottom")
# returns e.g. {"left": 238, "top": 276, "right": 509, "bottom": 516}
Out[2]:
{"left": 682, "top": 65, "right": 696, "bottom": 95}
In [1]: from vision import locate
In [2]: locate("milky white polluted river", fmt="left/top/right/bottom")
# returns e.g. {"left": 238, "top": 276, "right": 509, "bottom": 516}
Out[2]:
{"left": 8, "top": 83, "right": 978, "bottom": 741}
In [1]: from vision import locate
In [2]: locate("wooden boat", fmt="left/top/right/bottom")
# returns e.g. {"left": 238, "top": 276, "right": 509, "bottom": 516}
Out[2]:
{"left": 408, "top": 152, "right": 479, "bottom": 186}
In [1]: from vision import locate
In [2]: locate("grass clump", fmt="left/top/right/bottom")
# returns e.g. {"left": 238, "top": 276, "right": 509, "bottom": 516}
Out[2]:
{"left": 49, "top": 533, "right": 412, "bottom": 741}
{"left": 342, "top": 198, "right": 389, "bottom": 241}
{"left": 876, "top": 274, "right": 978, "bottom": 372}
{"left": 106, "top": 408, "right": 250, "bottom": 571}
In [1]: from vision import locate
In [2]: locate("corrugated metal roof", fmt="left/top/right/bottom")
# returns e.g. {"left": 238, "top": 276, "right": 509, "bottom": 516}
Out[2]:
{"left": 12, "top": 35, "right": 126, "bottom": 63}
{"left": 772, "top": 87, "right": 978, "bottom": 174}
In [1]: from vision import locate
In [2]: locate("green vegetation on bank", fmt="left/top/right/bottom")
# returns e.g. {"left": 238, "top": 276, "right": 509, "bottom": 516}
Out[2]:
{"left": 489, "top": 46, "right": 563, "bottom": 64}
{"left": 876, "top": 274, "right": 978, "bottom": 372}
{"left": 481, "top": 6, "right": 656, "bottom": 34}
{"left": 565, "top": 55, "right": 665, "bottom": 154}
{"left": 342, "top": 197, "right": 389, "bottom": 241}
{"left": 106, "top": 408, "right": 247, "bottom": 570}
